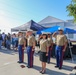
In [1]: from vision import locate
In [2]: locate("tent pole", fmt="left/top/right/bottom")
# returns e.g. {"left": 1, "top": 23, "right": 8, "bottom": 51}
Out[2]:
{"left": 68, "top": 33, "right": 74, "bottom": 63}
{"left": 69, "top": 43, "right": 74, "bottom": 62}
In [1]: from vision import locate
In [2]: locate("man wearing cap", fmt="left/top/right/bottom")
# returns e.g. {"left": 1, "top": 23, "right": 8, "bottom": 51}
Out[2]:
{"left": 47, "top": 32, "right": 53, "bottom": 64}
{"left": 52, "top": 27, "right": 67, "bottom": 69}
{"left": 18, "top": 32, "right": 26, "bottom": 63}
{"left": 26, "top": 29, "right": 35, "bottom": 68}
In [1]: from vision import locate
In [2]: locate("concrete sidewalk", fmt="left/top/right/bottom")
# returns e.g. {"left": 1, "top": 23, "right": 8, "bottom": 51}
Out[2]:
{"left": 0, "top": 49, "right": 76, "bottom": 75}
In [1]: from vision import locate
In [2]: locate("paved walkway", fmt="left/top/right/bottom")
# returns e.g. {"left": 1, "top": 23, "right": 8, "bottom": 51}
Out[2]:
{"left": 0, "top": 48, "right": 76, "bottom": 75}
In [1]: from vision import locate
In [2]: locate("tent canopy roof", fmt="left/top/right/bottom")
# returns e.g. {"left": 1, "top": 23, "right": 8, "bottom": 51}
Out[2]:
{"left": 11, "top": 20, "right": 46, "bottom": 32}
{"left": 37, "top": 26, "right": 76, "bottom": 34}
{"left": 38, "top": 16, "right": 65, "bottom": 24}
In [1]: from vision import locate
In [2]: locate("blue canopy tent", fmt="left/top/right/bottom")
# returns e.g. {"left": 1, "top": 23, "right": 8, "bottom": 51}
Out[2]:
{"left": 37, "top": 25, "right": 76, "bottom": 62}
{"left": 36, "top": 31, "right": 42, "bottom": 34}
{"left": 37, "top": 25, "right": 76, "bottom": 34}
{"left": 36, "top": 26, "right": 60, "bottom": 34}
{"left": 64, "top": 28, "right": 76, "bottom": 34}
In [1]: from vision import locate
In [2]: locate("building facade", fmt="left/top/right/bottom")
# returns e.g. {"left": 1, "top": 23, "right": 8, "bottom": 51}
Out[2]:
{"left": 38, "top": 16, "right": 76, "bottom": 41}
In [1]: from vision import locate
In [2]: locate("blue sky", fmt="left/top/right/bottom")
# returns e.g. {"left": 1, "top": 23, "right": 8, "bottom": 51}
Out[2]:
{"left": 0, "top": 0, "right": 72, "bottom": 33}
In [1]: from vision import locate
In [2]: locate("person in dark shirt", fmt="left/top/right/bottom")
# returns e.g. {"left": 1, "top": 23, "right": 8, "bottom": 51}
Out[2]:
{"left": 2, "top": 32, "right": 7, "bottom": 47}
{"left": 0, "top": 33, "right": 2, "bottom": 49}
{"left": 6, "top": 33, "right": 11, "bottom": 49}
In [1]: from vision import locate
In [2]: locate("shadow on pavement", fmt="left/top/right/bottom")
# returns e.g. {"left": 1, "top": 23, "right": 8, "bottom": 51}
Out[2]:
{"left": 63, "top": 65, "right": 73, "bottom": 71}
{"left": 0, "top": 49, "right": 18, "bottom": 55}
{"left": 49, "top": 62, "right": 73, "bottom": 71}
{"left": 33, "top": 65, "right": 67, "bottom": 75}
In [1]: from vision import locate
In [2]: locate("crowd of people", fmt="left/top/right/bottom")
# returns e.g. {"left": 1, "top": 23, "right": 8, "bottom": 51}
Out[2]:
{"left": 0, "top": 28, "right": 68, "bottom": 74}
{"left": 0, "top": 32, "right": 18, "bottom": 50}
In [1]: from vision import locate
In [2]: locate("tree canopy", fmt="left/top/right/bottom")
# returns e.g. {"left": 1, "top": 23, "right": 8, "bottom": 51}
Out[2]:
{"left": 67, "top": 0, "right": 76, "bottom": 22}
